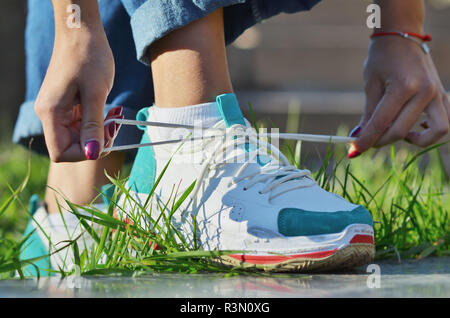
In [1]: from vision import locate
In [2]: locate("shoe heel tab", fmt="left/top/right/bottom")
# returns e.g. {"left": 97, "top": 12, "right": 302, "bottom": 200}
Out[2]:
{"left": 28, "top": 194, "right": 40, "bottom": 216}
{"left": 136, "top": 107, "right": 150, "bottom": 131}
{"left": 101, "top": 184, "right": 116, "bottom": 207}
{"left": 216, "top": 93, "right": 245, "bottom": 127}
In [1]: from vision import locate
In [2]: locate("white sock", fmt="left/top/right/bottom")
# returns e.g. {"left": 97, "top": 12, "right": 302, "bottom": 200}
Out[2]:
{"left": 47, "top": 203, "right": 106, "bottom": 233}
{"left": 48, "top": 212, "right": 79, "bottom": 230}
{"left": 148, "top": 102, "right": 221, "bottom": 141}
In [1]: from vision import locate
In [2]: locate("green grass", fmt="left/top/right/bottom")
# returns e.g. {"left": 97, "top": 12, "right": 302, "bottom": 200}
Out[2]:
{"left": 0, "top": 123, "right": 449, "bottom": 278}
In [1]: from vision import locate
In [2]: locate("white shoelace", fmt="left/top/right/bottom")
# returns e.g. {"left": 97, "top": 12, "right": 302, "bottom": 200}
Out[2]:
{"left": 103, "top": 118, "right": 356, "bottom": 201}
{"left": 103, "top": 118, "right": 355, "bottom": 152}
{"left": 191, "top": 124, "right": 315, "bottom": 201}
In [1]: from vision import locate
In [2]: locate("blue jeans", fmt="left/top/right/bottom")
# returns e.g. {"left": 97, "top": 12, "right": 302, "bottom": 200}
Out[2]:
{"left": 13, "top": 0, "right": 321, "bottom": 157}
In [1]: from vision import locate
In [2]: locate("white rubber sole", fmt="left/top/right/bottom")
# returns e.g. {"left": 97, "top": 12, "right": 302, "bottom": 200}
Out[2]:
{"left": 217, "top": 224, "right": 375, "bottom": 272}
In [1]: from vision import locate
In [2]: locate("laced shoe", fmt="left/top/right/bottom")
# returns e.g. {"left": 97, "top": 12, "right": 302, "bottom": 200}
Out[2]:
{"left": 120, "top": 93, "right": 375, "bottom": 272}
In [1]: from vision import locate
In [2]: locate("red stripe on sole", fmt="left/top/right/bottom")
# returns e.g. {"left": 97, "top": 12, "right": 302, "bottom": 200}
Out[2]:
{"left": 228, "top": 249, "right": 338, "bottom": 265}
{"left": 350, "top": 234, "right": 374, "bottom": 244}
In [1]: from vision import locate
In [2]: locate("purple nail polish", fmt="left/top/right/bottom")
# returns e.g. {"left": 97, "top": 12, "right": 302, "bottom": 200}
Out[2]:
{"left": 108, "top": 123, "right": 115, "bottom": 137}
{"left": 113, "top": 115, "right": 124, "bottom": 136}
{"left": 113, "top": 106, "right": 123, "bottom": 116}
{"left": 84, "top": 140, "right": 100, "bottom": 160}
{"left": 350, "top": 125, "right": 361, "bottom": 138}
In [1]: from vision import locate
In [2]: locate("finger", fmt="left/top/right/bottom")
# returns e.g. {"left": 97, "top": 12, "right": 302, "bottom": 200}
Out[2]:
{"left": 405, "top": 99, "right": 450, "bottom": 147}
{"left": 79, "top": 87, "right": 109, "bottom": 160}
{"left": 442, "top": 92, "right": 450, "bottom": 123}
{"left": 102, "top": 114, "right": 123, "bottom": 156}
{"left": 101, "top": 108, "right": 123, "bottom": 158}
{"left": 352, "top": 82, "right": 416, "bottom": 154}
{"left": 349, "top": 77, "right": 384, "bottom": 138}
{"left": 374, "top": 91, "right": 434, "bottom": 147}
{"left": 105, "top": 106, "right": 123, "bottom": 120}
{"left": 362, "top": 77, "right": 385, "bottom": 127}
{"left": 35, "top": 85, "right": 83, "bottom": 162}
{"left": 103, "top": 107, "right": 123, "bottom": 141}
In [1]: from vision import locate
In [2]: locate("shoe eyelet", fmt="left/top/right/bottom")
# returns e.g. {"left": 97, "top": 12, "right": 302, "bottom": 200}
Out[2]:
{"left": 243, "top": 187, "right": 247, "bottom": 191}
{"left": 258, "top": 191, "right": 262, "bottom": 195}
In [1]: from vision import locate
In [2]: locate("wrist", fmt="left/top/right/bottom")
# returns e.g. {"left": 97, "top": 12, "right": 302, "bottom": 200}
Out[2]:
{"left": 374, "top": 0, "right": 425, "bottom": 34}
{"left": 54, "top": 27, "right": 108, "bottom": 54}
{"left": 370, "top": 31, "right": 432, "bottom": 55}
{"left": 52, "top": 0, "right": 104, "bottom": 39}
{"left": 376, "top": 25, "right": 424, "bottom": 35}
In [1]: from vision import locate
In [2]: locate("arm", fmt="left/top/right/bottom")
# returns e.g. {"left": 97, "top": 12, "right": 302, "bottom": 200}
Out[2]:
{"left": 35, "top": 0, "right": 116, "bottom": 162}
{"left": 349, "top": 0, "right": 449, "bottom": 157}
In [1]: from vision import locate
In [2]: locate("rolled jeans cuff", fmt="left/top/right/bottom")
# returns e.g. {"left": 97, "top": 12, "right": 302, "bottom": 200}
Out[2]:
{"left": 128, "top": 0, "right": 246, "bottom": 65}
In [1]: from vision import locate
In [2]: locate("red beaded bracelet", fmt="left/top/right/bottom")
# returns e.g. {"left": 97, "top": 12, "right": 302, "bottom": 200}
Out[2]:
{"left": 370, "top": 31, "right": 432, "bottom": 54}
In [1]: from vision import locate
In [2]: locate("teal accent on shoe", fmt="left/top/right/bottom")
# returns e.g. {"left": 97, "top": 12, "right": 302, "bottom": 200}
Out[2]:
{"left": 20, "top": 219, "right": 53, "bottom": 277}
{"left": 216, "top": 93, "right": 246, "bottom": 127}
{"left": 28, "top": 194, "right": 40, "bottom": 215}
{"left": 216, "top": 93, "right": 269, "bottom": 166}
{"left": 101, "top": 184, "right": 116, "bottom": 206}
{"left": 128, "top": 125, "right": 156, "bottom": 195}
{"left": 278, "top": 205, "right": 373, "bottom": 237}
{"left": 136, "top": 107, "right": 150, "bottom": 131}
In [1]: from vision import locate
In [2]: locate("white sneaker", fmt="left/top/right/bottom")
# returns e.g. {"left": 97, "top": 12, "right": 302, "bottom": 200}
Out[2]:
{"left": 120, "top": 93, "right": 375, "bottom": 272}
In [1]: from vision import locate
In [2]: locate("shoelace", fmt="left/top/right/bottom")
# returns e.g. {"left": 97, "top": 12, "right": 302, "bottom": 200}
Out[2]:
{"left": 192, "top": 124, "right": 315, "bottom": 201}
{"left": 103, "top": 118, "right": 355, "bottom": 152}
{"left": 103, "top": 118, "right": 356, "bottom": 201}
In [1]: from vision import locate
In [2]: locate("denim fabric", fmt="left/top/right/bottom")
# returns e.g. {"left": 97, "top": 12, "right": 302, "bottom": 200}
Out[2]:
{"left": 13, "top": 0, "right": 321, "bottom": 156}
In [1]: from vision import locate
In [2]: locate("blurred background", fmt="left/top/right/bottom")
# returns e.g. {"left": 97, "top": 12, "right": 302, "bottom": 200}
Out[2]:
{"left": 0, "top": 0, "right": 449, "bottom": 168}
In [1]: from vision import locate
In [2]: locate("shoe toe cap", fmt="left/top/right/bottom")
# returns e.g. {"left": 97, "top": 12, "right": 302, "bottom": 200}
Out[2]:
{"left": 277, "top": 205, "right": 373, "bottom": 237}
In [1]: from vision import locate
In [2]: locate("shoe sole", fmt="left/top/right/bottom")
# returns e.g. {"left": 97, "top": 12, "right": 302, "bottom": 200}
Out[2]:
{"left": 217, "top": 230, "right": 375, "bottom": 272}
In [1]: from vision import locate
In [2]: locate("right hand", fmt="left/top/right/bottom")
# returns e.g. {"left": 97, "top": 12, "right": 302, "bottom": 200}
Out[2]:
{"left": 35, "top": 26, "right": 116, "bottom": 162}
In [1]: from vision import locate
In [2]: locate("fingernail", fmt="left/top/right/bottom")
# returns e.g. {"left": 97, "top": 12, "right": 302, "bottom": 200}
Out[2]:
{"left": 115, "top": 124, "right": 122, "bottom": 136}
{"left": 347, "top": 150, "right": 362, "bottom": 159}
{"left": 113, "top": 106, "right": 123, "bottom": 116}
{"left": 105, "top": 106, "right": 123, "bottom": 119}
{"left": 84, "top": 140, "right": 100, "bottom": 160}
{"left": 115, "top": 115, "right": 124, "bottom": 134}
{"left": 108, "top": 123, "right": 115, "bottom": 137}
{"left": 349, "top": 125, "right": 361, "bottom": 137}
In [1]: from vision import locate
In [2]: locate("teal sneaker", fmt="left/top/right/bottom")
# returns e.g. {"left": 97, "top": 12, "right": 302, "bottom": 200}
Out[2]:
{"left": 20, "top": 195, "right": 53, "bottom": 277}
{"left": 20, "top": 195, "right": 103, "bottom": 276}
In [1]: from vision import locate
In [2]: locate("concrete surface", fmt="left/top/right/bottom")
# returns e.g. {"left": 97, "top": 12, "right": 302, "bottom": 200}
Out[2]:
{"left": 0, "top": 257, "right": 448, "bottom": 298}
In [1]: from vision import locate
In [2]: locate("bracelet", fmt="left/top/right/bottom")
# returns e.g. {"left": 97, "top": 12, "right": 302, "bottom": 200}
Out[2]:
{"left": 370, "top": 31, "right": 432, "bottom": 54}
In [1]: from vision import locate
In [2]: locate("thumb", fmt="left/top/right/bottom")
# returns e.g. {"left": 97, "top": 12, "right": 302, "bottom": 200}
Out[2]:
{"left": 79, "top": 88, "right": 108, "bottom": 160}
{"left": 348, "top": 77, "right": 384, "bottom": 158}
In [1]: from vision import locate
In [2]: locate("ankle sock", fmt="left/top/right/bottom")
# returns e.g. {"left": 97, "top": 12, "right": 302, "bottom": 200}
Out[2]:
{"left": 148, "top": 102, "right": 221, "bottom": 141}
{"left": 46, "top": 203, "right": 106, "bottom": 233}
{"left": 48, "top": 211, "right": 79, "bottom": 231}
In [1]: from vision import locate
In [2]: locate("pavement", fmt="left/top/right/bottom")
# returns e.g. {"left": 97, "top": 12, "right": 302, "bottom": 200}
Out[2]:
{"left": 0, "top": 257, "right": 448, "bottom": 298}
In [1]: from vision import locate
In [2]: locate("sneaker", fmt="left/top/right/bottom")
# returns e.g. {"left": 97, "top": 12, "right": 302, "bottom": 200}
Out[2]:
{"left": 20, "top": 195, "right": 104, "bottom": 276}
{"left": 120, "top": 93, "right": 375, "bottom": 272}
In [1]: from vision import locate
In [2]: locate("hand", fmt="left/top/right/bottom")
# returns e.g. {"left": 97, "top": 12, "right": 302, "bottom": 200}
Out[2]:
{"left": 349, "top": 36, "right": 450, "bottom": 158}
{"left": 35, "top": 26, "right": 117, "bottom": 162}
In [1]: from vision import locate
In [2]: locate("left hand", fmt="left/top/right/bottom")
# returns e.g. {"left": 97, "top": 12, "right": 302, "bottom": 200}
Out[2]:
{"left": 349, "top": 36, "right": 450, "bottom": 157}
